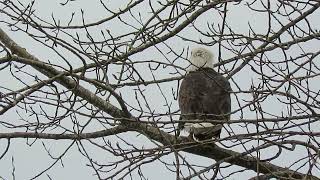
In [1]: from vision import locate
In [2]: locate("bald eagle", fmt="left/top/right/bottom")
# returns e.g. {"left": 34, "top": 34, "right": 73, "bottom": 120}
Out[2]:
{"left": 178, "top": 47, "right": 231, "bottom": 141}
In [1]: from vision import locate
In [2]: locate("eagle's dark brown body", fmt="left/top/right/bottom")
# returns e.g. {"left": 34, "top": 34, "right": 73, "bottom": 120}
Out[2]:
{"left": 178, "top": 68, "right": 231, "bottom": 140}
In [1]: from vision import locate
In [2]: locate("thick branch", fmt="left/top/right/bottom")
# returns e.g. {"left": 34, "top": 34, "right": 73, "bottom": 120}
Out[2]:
{"left": 0, "top": 126, "right": 128, "bottom": 139}
{"left": 0, "top": 28, "right": 128, "bottom": 119}
{"left": 133, "top": 122, "right": 320, "bottom": 180}
{"left": 0, "top": 122, "right": 318, "bottom": 180}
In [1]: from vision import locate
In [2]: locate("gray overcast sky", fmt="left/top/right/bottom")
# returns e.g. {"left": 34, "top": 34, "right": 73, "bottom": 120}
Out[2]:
{"left": 0, "top": 0, "right": 319, "bottom": 179}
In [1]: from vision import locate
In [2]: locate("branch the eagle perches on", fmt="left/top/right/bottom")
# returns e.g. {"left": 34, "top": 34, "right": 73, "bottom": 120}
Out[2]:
{"left": 0, "top": 28, "right": 319, "bottom": 180}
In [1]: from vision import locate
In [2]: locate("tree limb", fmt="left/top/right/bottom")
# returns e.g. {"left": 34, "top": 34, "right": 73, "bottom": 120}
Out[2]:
{"left": 0, "top": 24, "right": 319, "bottom": 180}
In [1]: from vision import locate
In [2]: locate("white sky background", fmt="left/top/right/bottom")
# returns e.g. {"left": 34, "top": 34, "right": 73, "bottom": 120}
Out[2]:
{"left": 0, "top": 0, "right": 319, "bottom": 179}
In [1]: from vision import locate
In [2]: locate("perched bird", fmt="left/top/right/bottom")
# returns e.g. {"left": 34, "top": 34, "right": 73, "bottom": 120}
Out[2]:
{"left": 178, "top": 47, "right": 231, "bottom": 141}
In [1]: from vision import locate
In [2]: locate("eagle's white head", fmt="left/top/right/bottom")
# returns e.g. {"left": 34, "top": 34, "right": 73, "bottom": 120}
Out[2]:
{"left": 187, "top": 47, "right": 215, "bottom": 72}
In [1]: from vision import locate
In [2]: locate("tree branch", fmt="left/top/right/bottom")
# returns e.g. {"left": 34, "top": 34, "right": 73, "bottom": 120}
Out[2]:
{"left": 1, "top": 13, "right": 319, "bottom": 179}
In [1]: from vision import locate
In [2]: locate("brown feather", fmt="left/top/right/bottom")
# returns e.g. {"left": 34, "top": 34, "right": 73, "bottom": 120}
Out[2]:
{"left": 178, "top": 68, "right": 231, "bottom": 140}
